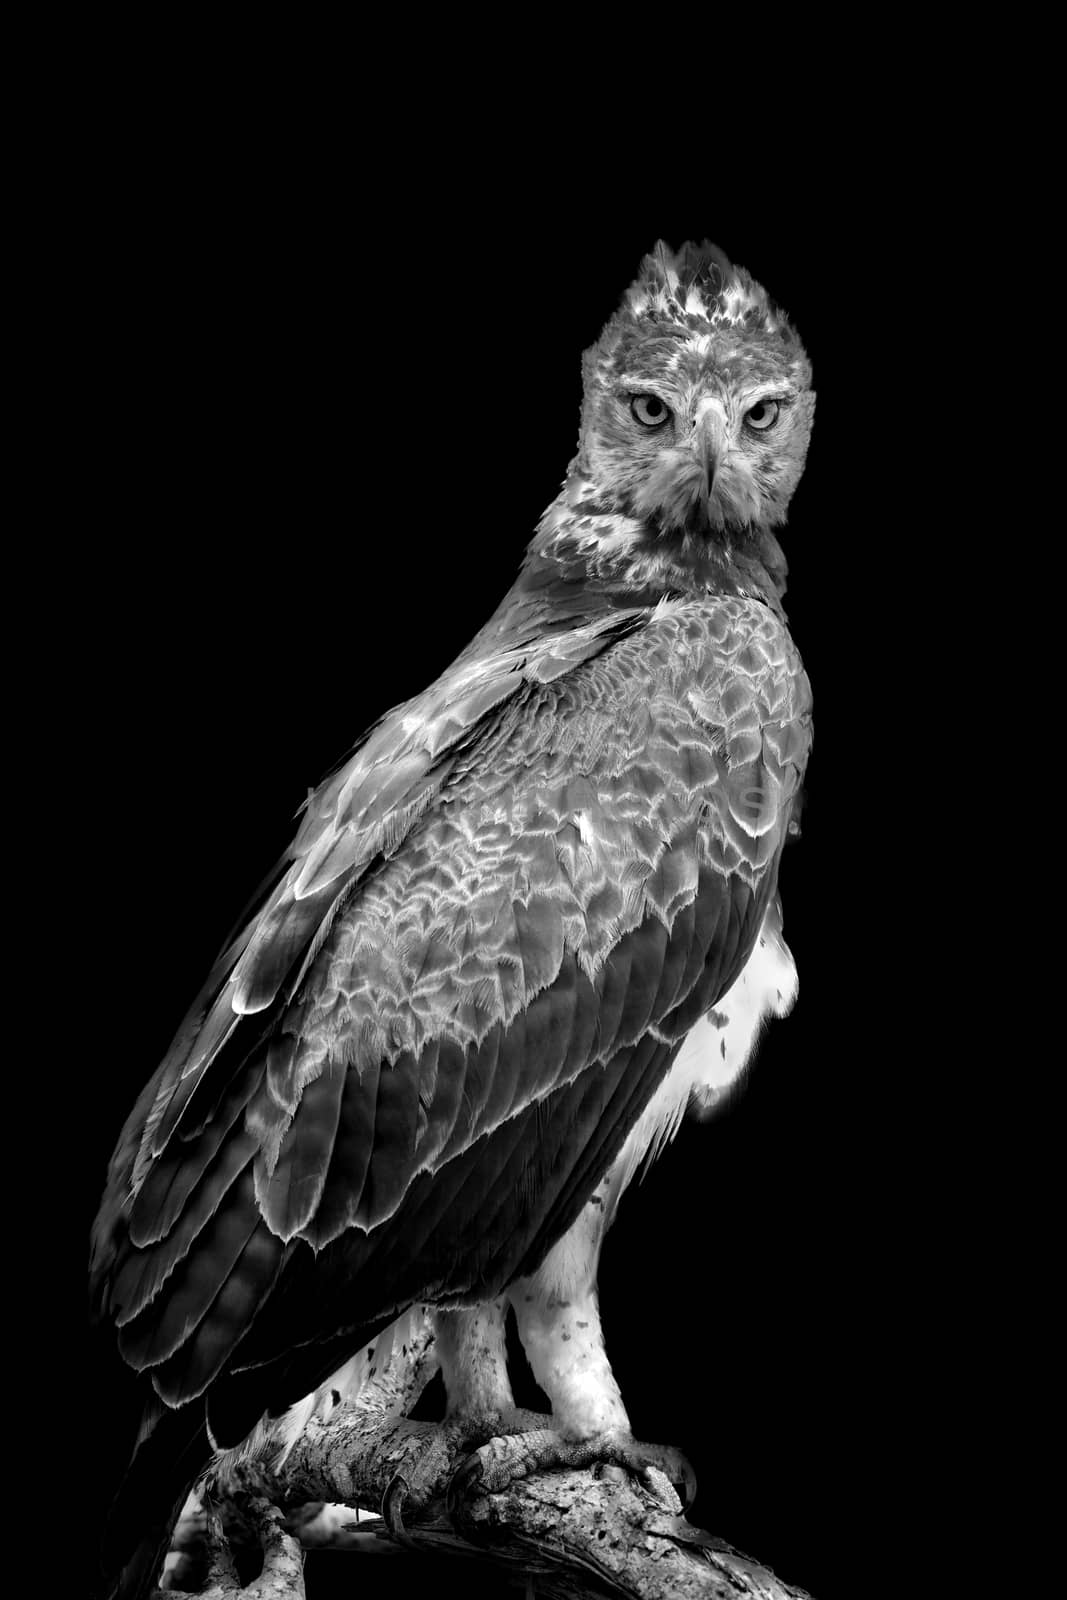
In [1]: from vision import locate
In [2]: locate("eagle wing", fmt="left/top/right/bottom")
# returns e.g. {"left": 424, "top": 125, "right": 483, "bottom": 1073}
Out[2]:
{"left": 91, "top": 594, "right": 810, "bottom": 1445}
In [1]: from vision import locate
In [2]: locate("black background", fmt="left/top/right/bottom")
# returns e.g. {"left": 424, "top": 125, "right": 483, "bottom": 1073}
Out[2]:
{"left": 78, "top": 132, "right": 920, "bottom": 1600}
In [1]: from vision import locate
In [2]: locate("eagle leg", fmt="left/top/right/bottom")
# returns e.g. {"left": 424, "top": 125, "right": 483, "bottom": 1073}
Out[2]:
{"left": 380, "top": 1302, "right": 546, "bottom": 1539}
{"left": 388, "top": 1192, "right": 701, "bottom": 1534}
{"left": 434, "top": 1299, "right": 516, "bottom": 1422}
{"left": 446, "top": 1196, "right": 695, "bottom": 1512}
{"left": 453, "top": 1195, "right": 697, "bottom": 1509}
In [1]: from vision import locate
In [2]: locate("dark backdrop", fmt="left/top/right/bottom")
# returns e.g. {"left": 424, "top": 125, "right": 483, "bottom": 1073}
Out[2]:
{"left": 82, "top": 165, "right": 910, "bottom": 1600}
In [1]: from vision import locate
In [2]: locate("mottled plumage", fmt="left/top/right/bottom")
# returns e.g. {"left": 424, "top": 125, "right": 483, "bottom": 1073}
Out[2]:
{"left": 90, "top": 239, "right": 814, "bottom": 1599}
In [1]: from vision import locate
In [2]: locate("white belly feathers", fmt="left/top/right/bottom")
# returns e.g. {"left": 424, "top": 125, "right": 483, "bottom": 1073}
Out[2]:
{"left": 603, "top": 903, "right": 798, "bottom": 1210}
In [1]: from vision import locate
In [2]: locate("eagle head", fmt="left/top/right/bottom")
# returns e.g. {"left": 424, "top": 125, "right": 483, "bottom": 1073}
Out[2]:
{"left": 570, "top": 241, "right": 815, "bottom": 561}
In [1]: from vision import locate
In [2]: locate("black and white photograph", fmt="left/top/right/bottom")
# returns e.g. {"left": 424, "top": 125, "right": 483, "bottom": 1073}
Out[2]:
{"left": 81, "top": 125, "right": 917, "bottom": 1600}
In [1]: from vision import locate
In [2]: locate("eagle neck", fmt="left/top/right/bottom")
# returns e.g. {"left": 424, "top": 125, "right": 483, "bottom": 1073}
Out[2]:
{"left": 525, "top": 485, "right": 790, "bottom": 619}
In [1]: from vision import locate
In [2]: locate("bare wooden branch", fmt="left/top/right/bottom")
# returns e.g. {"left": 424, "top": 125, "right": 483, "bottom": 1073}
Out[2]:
{"left": 169, "top": 1314, "right": 814, "bottom": 1598}
{"left": 277, "top": 1439, "right": 810, "bottom": 1599}
{"left": 156, "top": 1495, "right": 305, "bottom": 1599}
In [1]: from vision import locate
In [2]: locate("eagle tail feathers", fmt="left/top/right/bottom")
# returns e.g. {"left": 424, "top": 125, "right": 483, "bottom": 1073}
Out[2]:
{"left": 95, "top": 1391, "right": 210, "bottom": 1600}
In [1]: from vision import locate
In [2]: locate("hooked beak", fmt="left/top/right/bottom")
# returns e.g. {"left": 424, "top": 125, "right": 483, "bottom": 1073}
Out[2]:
{"left": 695, "top": 413, "right": 727, "bottom": 506}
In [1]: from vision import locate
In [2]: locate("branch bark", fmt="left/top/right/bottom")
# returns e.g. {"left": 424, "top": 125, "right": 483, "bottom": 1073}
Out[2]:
{"left": 162, "top": 1312, "right": 815, "bottom": 1600}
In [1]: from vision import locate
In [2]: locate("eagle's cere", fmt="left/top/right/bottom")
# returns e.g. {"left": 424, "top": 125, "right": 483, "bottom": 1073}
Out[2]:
{"left": 90, "top": 239, "right": 815, "bottom": 1600}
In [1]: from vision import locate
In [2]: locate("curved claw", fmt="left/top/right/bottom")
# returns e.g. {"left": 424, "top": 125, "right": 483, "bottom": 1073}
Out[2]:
{"left": 445, "top": 1450, "right": 487, "bottom": 1521}
{"left": 381, "top": 1472, "right": 418, "bottom": 1548}
{"left": 642, "top": 1448, "right": 697, "bottom": 1512}
{"left": 637, "top": 1464, "right": 684, "bottom": 1515}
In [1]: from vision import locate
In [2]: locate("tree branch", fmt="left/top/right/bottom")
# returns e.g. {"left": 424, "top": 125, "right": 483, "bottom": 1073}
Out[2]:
{"left": 165, "top": 1311, "right": 814, "bottom": 1599}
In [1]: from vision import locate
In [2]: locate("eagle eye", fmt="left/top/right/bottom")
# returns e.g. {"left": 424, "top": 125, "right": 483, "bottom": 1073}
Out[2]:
{"left": 744, "top": 399, "right": 781, "bottom": 432}
{"left": 630, "top": 394, "right": 671, "bottom": 428}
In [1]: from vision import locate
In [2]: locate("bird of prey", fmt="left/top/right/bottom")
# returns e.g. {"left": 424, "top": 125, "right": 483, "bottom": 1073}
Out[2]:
{"left": 90, "top": 238, "right": 814, "bottom": 1598}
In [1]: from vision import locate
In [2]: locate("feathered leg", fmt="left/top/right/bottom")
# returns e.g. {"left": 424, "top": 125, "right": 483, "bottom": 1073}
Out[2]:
{"left": 509, "top": 1199, "right": 628, "bottom": 1438}
{"left": 434, "top": 1299, "right": 515, "bottom": 1421}
{"left": 450, "top": 1190, "right": 695, "bottom": 1508}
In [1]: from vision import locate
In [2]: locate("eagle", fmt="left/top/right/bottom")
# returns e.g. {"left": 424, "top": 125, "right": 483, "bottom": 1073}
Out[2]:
{"left": 90, "top": 239, "right": 814, "bottom": 1598}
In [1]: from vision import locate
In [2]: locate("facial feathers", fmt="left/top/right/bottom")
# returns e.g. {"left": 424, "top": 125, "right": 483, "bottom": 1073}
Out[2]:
{"left": 548, "top": 240, "right": 814, "bottom": 596}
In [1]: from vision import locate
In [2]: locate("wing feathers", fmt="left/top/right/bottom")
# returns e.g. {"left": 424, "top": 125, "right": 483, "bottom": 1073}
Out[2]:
{"left": 129, "top": 1068, "right": 258, "bottom": 1248}
{"left": 510, "top": 898, "right": 565, "bottom": 999}
{"left": 357, "top": 1051, "right": 423, "bottom": 1228}
{"left": 95, "top": 591, "right": 810, "bottom": 1440}
{"left": 118, "top": 1169, "right": 263, "bottom": 1370}
{"left": 139, "top": 998, "right": 241, "bottom": 1175}
{"left": 114, "top": 1127, "right": 258, "bottom": 1327}
{"left": 590, "top": 936, "right": 634, "bottom": 1061}
{"left": 613, "top": 913, "right": 669, "bottom": 1046}
{"left": 151, "top": 1219, "right": 288, "bottom": 1404}
{"left": 650, "top": 895, "right": 698, "bottom": 1019}
{"left": 298, "top": 1051, "right": 383, "bottom": 1247}
{"left": 258, "top": 1058, "right": 348, "bottom": 1241}
{"left": 232, "top": 882, "right": 344, "bottom": 1015}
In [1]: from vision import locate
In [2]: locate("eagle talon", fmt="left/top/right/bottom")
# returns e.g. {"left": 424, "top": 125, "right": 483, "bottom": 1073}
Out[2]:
{"left": 576, "top": 1435, "right": 696, "bottom": 1511}
{"left": 636, "top": 1448, "right": 697, "bottom": 1512}
{"left": 441, "top": 1425, "right": 696, "bottom": 1515}
{"left": 445, "top": 1452, "right": 487, "bottom": 1520}
{"left": 604, "top": 1441, "right": 696, "bottom": 1512}
{"left": 637, "top": 1464, "right": 684, "bottom": 1514}
{"left": 381, "top": 1472, "right": 417, "bottom": 1546}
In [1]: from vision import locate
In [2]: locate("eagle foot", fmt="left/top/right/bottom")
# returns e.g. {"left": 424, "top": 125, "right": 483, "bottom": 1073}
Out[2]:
{"left": 447, "top": 1427, "right": 696, "bottom": 1516}
{"left": 380, "top": 1415, "right": 513, "bottom": 1540}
